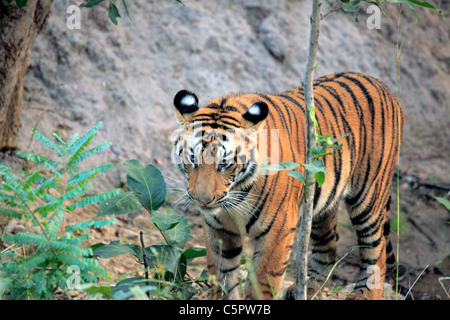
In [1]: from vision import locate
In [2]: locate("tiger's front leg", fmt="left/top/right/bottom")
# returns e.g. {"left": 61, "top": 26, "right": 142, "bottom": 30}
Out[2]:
{"left": 202, "top": 216, "right": 243, "bottom": 300}
{"left": 246, "top": 220, "right": 297, "bottom": 300}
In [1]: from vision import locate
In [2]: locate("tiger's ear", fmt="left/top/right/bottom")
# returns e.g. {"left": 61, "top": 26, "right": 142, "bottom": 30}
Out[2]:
{"left": 174, "top": 90, "right": 199, "bottom": 124}
{"left": 242, "top": 101, "right": 269, "bottom": 129}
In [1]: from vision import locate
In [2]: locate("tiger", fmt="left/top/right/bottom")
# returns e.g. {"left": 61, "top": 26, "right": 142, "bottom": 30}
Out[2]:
{"left": 171, "top": 72, "right": 404, "bottom": 300}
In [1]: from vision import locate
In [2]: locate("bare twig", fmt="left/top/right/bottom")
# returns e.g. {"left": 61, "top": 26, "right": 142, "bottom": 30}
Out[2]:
{"left": 321, "top": 0, "right": 341, "bottom": 20}
{"left": 139, "top": 230, "right": 152, "bottom": 298}
{"left": 295, "top": 0, "right": 323, "bottom": 300}
{"left": 185, "top": 271, "right": 210, "bottom": 289}
{"left": 140, "top": 231, "right": 149, "bottom": 282}
{"left": 403, "top": 265, "right": 429, "bottom": 300}
{"left": 438, "top": 277, "right": 450, "bottom": 299}
{"left": 311, "top": 251, "right": 350, "bottom": 300}
{"left": 394, "top": 3, "right": 403, "bottom": 301}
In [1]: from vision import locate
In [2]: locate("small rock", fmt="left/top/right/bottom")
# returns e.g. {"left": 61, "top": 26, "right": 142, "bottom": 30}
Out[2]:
{"left": 125, "top": 230, "right": 139, "bottom": 241}
{"left": 111, "top": 145, "right": 121, "bottom": 155}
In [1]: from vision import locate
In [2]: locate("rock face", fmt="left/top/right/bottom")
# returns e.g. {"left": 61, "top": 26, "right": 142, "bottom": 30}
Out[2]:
{"left": 21, "top": 0, "right": 448, "bottom": 184}
{"left": 18, "top": 0, "right": 449, "bottom": 298}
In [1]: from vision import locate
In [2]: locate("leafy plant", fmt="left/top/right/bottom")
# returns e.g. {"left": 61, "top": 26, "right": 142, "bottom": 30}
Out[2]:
{"left": 339, "top": 0, "right": 442, "bottom": 22}
{"left": 261, "top": 111, "right": 347, "bottom": 192}
{"left": 79, "top": 0, "right": 130, "bottom": 25}
{"left": 79, "top": 0, "right": 184, "bottom": 25}
{"left": 91, "top": 159, "right": 207, "bottom": 300}
{"left": 0, "top": 122, "right": 120, "bottom": 299}
{"left": 1, "top": 0, "right": 29, "bottom": 9}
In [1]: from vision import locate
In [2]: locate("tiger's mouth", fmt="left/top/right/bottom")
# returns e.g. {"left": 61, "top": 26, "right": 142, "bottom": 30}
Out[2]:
{"left": 189, "top": 188, "right": 260, "bottom": 217}
{"left": 187, "top": 190, "right": 230, "bottom": 213}
{"left": 195, "top": 203, "right": 222, "bottom": 215}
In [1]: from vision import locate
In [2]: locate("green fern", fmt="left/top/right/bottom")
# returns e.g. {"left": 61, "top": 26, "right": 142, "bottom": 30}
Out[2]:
{"left": 0, "top": 122, "right": 119, "bottom": 300}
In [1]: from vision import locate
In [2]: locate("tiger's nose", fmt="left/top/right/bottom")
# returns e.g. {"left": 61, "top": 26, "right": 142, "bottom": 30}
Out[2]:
{"left": 194, "top": 197, "right": 214, "bottom": 205}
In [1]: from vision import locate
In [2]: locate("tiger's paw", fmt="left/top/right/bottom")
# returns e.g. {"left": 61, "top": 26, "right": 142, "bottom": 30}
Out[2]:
{"left": 346, "top": 287, "right": 381, "bottom": 300}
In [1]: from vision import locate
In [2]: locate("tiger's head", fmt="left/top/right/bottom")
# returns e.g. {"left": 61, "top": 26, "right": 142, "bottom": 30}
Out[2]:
{"left": 171, "top": 90, "right": 269, "bottom": 214}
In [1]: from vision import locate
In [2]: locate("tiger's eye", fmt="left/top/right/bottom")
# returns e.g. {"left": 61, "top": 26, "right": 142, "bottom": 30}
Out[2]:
{"left": 218, "top": 161, "right": 232, "bottom": 172}
{"left": 187, "top": 151, "right": 198, "bottom": 168}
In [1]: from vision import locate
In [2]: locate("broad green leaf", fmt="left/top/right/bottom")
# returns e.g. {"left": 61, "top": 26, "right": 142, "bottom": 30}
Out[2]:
{"left": 129, "top": 286, "right": 150, "bottom": 300}
{"left": 123, "top": 160, "right": 166, "bottom": 212}
{"left": 329, "top": 143, "right": 343, "bottom": 150}
{"left": 112, "top": 277, "right": 154, "bottom": 300}
{"left": 79, "top": 0, "right": 105, "bottom": 8}
{"left": 330, "top": 133, "right": 348, "bottom": 145}
{"left": 151, "top": 212, "right": 182, "bottom": 232}
{"left": 97, "top": 190, "right": 143, "bottom": 217}
{"left": 287, "top": 171, "right": 305, "bottom": 184}
{"left": 407, "top": 0, "right": 442, "bottom": 14}
{"left": 108, "top": 1, "right": 121, "bottom": 25}
{"left": 15, "top": 0, "right": 28, "bottom": 8}
{"left": 434, "top": 197, "right": 450, "bottom": 211}
{"left": 341, "top": 0, "right": 361, "bottom": 22}
{"left": 163, "top": 215, "right": 190, "bottom": 248}
{"left": 260, "top": 161, "right": 300, "bottom": 172}
{"left": 302, "top": 160, "right": 328, "bottom": 174}
{"left": 314, "top": 171, "right": 326, "bottom": 187}
{"left": 183, "top": 247, "right": 206, "bottom": 264}
{"left": 198, "top": 269, "right": 210, "bottom": 282}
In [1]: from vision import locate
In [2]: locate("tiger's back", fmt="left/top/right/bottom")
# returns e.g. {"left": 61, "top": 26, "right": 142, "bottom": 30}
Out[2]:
{"left": 171, "top": 72, "right": 404, "bottom": 300}
{"left": 270, "top": 72, "right": 404, "bottom": 218}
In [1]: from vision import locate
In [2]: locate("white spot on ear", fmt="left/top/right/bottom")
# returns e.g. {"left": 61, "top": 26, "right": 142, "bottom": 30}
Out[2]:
{"left": 181, "top": 95, "right": 196, "bottom": 106}
{"left": 248, "top": 105, "right": 261, "bottom": 116}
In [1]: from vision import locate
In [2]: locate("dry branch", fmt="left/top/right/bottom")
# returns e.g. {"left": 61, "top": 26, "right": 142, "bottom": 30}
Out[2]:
{"left": 294, "top": 0, "right": 323, "bottom": 300}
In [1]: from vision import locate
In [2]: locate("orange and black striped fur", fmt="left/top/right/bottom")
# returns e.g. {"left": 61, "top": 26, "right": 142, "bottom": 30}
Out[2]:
{"left": 171, "top": 72, "right": 404, "bottom": 300}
